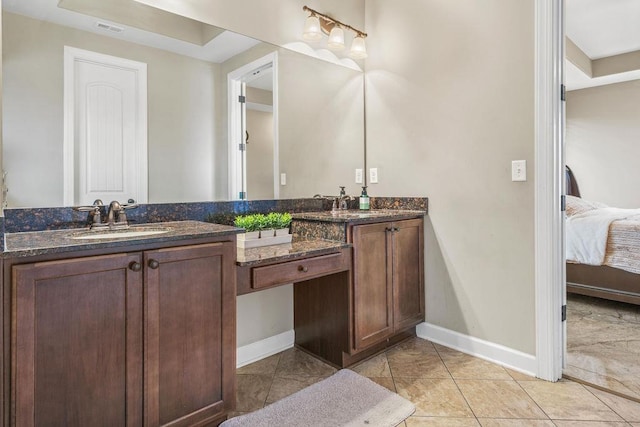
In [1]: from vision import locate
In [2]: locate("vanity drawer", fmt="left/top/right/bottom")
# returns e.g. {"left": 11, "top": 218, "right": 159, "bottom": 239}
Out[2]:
{"left": 252, "top": 251, "right": 348, "bottom": 289}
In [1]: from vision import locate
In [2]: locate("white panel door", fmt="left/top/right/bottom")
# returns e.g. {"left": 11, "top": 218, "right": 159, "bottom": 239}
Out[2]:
{"left": 64, "top": 47, "right": 147, "bottom": 205}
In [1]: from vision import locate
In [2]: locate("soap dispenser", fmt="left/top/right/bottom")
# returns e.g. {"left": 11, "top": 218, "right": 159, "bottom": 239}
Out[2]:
{"left": 359, "top": 186, "right": 370, "bottom": 210}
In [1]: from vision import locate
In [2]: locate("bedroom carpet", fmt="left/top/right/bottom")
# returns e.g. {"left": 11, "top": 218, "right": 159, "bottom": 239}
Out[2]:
{"left": 232, "top": 336, "right": 640, "bottom": 426}
{"left": 565, "top": 293, "right": 640, "bottom": 402}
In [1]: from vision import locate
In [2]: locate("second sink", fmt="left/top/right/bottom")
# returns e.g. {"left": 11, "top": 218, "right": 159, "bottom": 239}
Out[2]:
{"left": 72, "top": 226, "right": 172, "bottom": 240}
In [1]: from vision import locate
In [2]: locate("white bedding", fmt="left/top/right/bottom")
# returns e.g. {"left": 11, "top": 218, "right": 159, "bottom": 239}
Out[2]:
{"left": 566, "top": 196, "right": 640, "bottom": 272}
{"left": 566, "top": 207, "right": 640, "bottom": 265}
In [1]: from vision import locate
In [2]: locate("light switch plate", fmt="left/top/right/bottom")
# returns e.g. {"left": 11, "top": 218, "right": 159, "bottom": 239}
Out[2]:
{"left": 511, "top": 160, "right": 526, "bottom": 182}
{"left": 355, "top": 169, "right": 363, "bottom": 184}
{"left": 280, "top": 173, "right": 287, "bottom": 185}
{"left": 369, "top": 168, "right": 379, "bottom": 184}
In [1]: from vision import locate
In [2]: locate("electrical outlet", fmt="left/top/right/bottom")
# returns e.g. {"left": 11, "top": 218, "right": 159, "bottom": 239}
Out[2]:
{"left": 280, "top": 173, "right": 287, "bottom": 185}
{"left": 511, "top": 160, "right": 526, "bottom": 182}
{"left": 355, "top": 169, "right": 363, "bottom": 184}
{"left": 369, "top": 168, "right": 379, "bottom": 184}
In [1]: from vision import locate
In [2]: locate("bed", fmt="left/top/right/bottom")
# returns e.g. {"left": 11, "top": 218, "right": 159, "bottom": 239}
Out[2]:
{"left": 565, "top": 166, "right": 640, "bottom": 305}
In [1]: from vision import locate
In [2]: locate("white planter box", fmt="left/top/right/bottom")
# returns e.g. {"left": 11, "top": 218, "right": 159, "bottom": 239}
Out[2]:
{"left": 237, "top": 230, "right": 292, "bottom": 248}
{"left": 275, "top": 228, "right": 290, "bottom": 237}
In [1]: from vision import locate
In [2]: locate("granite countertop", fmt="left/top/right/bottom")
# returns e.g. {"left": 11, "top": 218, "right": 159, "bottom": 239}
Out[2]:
{"left": 237, "top": 239, "right": 350, "bottom": 267}
{"left": 291, "top": 209, "right": 426, "bottom": 224}
{"left": 3, "top": 220, "right": 242, "bottom": 258}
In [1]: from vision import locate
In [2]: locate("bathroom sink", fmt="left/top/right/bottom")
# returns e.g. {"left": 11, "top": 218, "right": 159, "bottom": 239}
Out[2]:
{"left": 71, "top": 226, "right": 172, "bottom": 240}
{"left": 327, "top": 210, "right": 396, "bottom": 219}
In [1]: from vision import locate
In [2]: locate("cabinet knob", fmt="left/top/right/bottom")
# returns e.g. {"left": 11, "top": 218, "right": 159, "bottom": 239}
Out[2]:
{"left": 129, "top": 261, "right": 142, "bottom": 272}
{"left": 148, "top": 259, "right": 160, "bottom": 269}
{"left": 298, "top": 265, "right": 308, "bottom": 273}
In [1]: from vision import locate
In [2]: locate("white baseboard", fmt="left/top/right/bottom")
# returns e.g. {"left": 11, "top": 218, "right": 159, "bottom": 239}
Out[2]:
{"left": 237, "top": 330, "right": 295, "bottom": 368}
{"left": 416, "top": 322, "right": 537, "bottom": 378}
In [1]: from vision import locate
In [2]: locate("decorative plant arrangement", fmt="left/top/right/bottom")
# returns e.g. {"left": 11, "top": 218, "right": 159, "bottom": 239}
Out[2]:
{"left": 234, "top": 212, "right": 293, "bottom": 248}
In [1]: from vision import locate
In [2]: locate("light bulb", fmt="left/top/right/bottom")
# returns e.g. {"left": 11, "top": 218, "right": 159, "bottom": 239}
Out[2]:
{"left": 327, "top": 26, "right": 345, "bottom": 50}
{"left": 350, "top": 35, "right": 368, "bottom": 59}
{"left": 302, "top": 15, "right": 323, "bottom": 41}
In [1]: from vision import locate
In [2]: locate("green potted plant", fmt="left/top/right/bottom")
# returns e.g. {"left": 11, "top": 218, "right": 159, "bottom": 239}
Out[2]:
{"left": 274, "top": 212, "right": 292, "bottom": 236}
{"left": 234, "top": 212, "right": 293, "bottom": 248}
{"left": 234, "top": 214, "right": 261, "bottom": 240}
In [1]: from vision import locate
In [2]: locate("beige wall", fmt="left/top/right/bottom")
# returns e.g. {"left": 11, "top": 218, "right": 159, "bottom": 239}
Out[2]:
{"left": 278, "top": 48, "right": 364, "bottom": 199}
{"left": 566, "top": 80, "right": 640, "bottom": 208}
{"left": 365, "top": 0, "right": 536, "bottom": 354}
{"left": 2, "top": 12, "right": 217, "bottom": 207}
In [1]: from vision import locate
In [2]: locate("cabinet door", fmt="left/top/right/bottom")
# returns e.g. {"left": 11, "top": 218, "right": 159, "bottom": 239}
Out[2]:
{"left": 13, "top": 253, "right": 143, "bottom": 427}
{"left": 392, "top": 218, "right": 425, "bottom": 331}
{"left": 352, "top": 222, "right": 394, "bottom": 350}
{"left": 145, "top": 242, "right": 236, "bottom": 427}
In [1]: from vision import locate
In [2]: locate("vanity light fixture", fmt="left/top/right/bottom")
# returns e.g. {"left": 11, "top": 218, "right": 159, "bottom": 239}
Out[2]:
{"left": 302, "top": 5, "right": 368, "bottom": 58}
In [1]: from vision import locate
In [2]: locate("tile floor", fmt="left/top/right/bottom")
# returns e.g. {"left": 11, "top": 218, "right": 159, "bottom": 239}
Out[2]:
{"left": 231, "top": 337, "right": 640, "bottom": 426}
{"left": 565, "top": 294, "right": 640, "bottom": 401}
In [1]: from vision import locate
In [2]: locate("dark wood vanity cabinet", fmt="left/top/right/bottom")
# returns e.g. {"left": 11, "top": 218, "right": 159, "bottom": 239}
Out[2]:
{"left": 351, "top": 218, "right": 425, "bottom": 352}
{"left": 13, "top": 253, "right": 144, "bottom": 427}
{"left": 294, "top": 216, "right": 424, "bottom": 368}
{"left": 7, "top": 240, "right": 236, "bottom": 427}
{"left": 144, "top": 243, "right": 235, "bottom": 427}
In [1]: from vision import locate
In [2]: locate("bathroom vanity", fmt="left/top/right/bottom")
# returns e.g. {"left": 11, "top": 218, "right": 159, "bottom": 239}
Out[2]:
{"left": 0, "top": 206, "right": 426, "bottom": 426}
{"left": 290, "top": 210, "right": 425, "bottom": 367}
{"left": 1, "top": 221, "right": 240, "bottom": 427}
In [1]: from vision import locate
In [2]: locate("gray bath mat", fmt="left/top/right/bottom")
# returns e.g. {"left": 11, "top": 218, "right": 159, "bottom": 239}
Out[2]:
{"left": 221, "top": 369, "right": 415, "bottom": 427}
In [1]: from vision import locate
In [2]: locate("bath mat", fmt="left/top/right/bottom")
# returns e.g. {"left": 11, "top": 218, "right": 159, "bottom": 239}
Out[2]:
{"left": 221, "top": 369, "right": 415, "bottom": 427}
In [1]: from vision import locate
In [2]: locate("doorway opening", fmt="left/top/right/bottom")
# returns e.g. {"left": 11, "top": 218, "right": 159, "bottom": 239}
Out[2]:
{"left": 228, "top": 53, "right": 279, "bottom": 201}
{"left": 562, "top": 1, "right": 640, "bottom": 401}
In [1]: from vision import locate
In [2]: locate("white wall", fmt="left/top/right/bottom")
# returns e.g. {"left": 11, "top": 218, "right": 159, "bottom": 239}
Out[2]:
{"left": 566, "top": 80, "right": 640, "bottom": 208}
{"left": 2, "top": 12, "right": 217, "bottom": 207}
{"left": 365, "top": 0, "right": 536, "bottom": 354}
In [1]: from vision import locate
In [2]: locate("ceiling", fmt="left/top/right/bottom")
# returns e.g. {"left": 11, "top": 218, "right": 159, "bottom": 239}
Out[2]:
{"left": 565, "top": 0, "right": 640, "bottom": 90}
{"left": 2, "top": 0, "right": 261, "bottom": 63}
{"left": 566, "top": 0, "right": 640, "bottom": 59}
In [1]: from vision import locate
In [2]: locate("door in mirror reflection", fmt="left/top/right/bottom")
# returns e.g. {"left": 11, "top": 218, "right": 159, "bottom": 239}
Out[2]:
{"left": 228, "top": 53, "right": 278, "bottom": 201}
{"left": 64, "top": 47, "right": 148, "bottom": 205}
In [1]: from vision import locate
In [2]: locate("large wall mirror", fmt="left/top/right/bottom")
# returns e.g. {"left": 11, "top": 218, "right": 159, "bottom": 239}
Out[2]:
{"left": 2, "top": 0, "right": 364, "bottom": 208}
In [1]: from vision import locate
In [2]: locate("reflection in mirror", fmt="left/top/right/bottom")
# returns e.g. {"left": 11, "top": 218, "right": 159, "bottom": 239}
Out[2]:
{"left": 2, "top": 0, "right": 364, "bottom": 208}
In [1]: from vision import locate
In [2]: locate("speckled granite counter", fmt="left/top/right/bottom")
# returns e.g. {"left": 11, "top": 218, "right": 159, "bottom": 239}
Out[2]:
{"left": 3, "top": 220, "right": 242, "bottom": 258}
{"left": 291, "top": 209, "right": 426, "bottom": 242}
{"left": 237, "top": 239, "right": 350, "bottom": 267}
{"left": 291, "top": 209, "right": 425, "bottom": 224}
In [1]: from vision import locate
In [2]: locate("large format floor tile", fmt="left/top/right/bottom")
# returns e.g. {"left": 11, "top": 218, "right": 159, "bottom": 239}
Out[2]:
{"left": 566, "top": 294, "right": 640, "bottom": 401}
{"left": 231, "top": 336, "right": 640, "bottom": 426}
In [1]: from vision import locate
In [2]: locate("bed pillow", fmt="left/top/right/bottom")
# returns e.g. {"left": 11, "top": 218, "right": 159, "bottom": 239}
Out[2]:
{"left": 566, "top": 195, "right": 608, "bottom": 217}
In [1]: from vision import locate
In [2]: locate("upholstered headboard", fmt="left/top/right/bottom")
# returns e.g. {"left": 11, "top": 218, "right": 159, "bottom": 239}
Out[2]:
{"left": 566, "top": 165, "right": 581, "bottom": 198}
